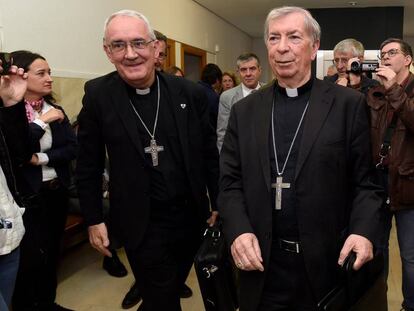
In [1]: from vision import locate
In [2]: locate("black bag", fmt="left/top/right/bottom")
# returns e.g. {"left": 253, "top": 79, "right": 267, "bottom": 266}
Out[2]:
{"left": 194, "top": 225, "right": 238, "bottom": 311}
{"left": 318, "top": 252, "right": 387, "bottom": 311}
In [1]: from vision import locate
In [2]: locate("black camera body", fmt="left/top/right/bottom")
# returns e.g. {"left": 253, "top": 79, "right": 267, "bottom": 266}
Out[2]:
{"left": 350, "top": 60, "right": 379, "bottom": 73}
{"left": 0, "top": 52, "right": 13, "bottom": 75}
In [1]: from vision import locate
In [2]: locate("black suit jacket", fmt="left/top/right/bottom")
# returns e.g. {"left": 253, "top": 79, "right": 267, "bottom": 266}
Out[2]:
{"left": 19, "top": 104, "right": 77, "bottom": 195}
{"left": 218, "top": 79, "right": 383, "bottom": 311}
{"left": 76, "top": 72, "right": 219, "bottom": 249}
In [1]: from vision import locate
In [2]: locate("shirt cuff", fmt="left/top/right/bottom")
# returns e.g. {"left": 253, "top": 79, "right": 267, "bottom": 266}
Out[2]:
{"left": 36, "top": 152, "right": 49, "bottom": 165}
{"left": 33, "top": 118, "right": 47, "bottom": 129}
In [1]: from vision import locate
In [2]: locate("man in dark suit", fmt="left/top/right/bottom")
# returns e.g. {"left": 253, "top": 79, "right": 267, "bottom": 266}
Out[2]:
{"left": 76, "top": 9, "right": 219, "bottom": 311}
{"left": 218, "top": 6, "right": 383, "bottom": 311}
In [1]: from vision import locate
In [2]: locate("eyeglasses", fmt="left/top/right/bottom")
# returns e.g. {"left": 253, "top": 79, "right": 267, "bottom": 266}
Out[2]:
{"left": 378, "top": 48, "right": 403, "bottom": 60}
{"left": 158, "top": 52, "right": 167, "bottom": 60}
{"left": 333, "top": 58, "right": 349, "bottom": 65}
{"left": 107, "top": 39, "right": 154, "bottom": 54}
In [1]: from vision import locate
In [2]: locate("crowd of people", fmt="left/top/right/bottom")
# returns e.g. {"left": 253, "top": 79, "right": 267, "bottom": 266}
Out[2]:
{"left": 0, "top": 5, "right": 413, "bottom": 311}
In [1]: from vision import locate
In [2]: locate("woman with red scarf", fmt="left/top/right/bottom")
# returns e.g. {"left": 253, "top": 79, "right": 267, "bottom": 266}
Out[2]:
{"left": 10, "top": 50, "right": 76, "bottom": 311}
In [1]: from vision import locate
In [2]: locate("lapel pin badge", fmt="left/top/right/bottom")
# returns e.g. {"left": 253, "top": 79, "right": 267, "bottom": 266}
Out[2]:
{"left": 180, "top": 103, "right": 186, "bottom": 109}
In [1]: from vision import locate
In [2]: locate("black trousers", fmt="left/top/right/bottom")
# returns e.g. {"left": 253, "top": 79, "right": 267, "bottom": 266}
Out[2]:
{"left": 258, "top": 241, "right": 317, "bottom": 311}
{"left": 125, "top": 198, "right": 202, "bottom": 311}
{"left": 12, "top": 184, "right": 69, "bottom": 311}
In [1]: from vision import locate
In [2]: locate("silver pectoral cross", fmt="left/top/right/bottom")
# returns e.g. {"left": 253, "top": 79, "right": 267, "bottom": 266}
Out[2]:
{"left": 271, "top": 176, "right": 291, "bottom": 210}
{"left": 144, "top": 139, "right": 164, "bottom": 167}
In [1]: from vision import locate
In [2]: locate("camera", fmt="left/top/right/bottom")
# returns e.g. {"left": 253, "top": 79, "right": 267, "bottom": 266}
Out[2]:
{"left": 349, "top": 60, "right": 379, "bottom": 73}
{"left": 0, "top": 52, "right": 13, "bottom": 75}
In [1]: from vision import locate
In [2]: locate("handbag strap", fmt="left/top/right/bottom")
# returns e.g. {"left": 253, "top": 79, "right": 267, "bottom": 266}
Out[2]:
{"left": 377, "top": 112, "right": 398, "bottom": 169}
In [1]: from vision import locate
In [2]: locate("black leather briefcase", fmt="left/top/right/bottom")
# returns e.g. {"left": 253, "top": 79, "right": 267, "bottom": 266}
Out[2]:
{"left": 194, "top": 225, "right": 238, "bottom": 311}
{"left": 318, "top": 252, "right": 388, "bottom": 311}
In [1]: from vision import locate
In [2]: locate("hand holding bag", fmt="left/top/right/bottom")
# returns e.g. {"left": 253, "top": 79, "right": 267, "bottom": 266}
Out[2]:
{"left": 318, "top": 252, "right": 387, "bottom": 311}
{"left": 194, "top": 224, "right": 238, "bottom": 311}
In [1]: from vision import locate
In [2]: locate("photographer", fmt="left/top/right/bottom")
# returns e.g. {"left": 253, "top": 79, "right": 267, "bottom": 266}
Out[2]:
{"left": 0, "top": 57, "right": 30, "bottom": 309}
{"left": 366, "top": 38, "right": 414, "bottom": 311}
{"left": 325, "top": 38, "right": 379, "bottom": 95}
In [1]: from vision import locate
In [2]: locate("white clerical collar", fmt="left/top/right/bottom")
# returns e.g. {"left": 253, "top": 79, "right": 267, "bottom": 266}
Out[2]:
{"left": 276, "top": 78, "right": 313, "bottom": 98}
{"left": 136, "top": 88, "right": 151, "bottom": 95}
{"left": 241, "top": 82, "right": 260, "bottom": 98}
{"left": 285, "top": 88, "right": 298, "bottom": 97}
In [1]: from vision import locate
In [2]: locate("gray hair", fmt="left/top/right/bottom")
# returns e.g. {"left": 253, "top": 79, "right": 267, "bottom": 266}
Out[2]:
{"left": 333, "top": 38, "right": 364, "bottom": 58}
{"left": 103, "top": 9, "right": 156, "bottom": 42}
{"left": 264, "top": 6, "right": 321, "bottom": 44}
{"left": 236, "top": 52, "right": 261, "bottom": 68}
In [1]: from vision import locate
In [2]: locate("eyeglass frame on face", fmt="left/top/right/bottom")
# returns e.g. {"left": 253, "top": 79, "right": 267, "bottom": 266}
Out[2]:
{"left": 106, "top": 39, "right": 155, "bottom": 55}
{"left": 158, "top": 52, "right": 167, "bottom": 60}
{"left": 378, "top": 48, "right": 404, "bottom": 60}
{"left": 332, "top": 57, "right": 350, "bottom": 66}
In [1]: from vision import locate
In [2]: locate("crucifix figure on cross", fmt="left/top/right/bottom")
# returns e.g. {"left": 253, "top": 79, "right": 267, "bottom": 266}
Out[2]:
{"left": 144, "top": 139, "right": 164, "bottom": 167}
{"left": 271, "top": 176, "right": 290, "bottom": 210}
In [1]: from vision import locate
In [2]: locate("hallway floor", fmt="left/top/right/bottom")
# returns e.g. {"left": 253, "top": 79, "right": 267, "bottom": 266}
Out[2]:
{"left": 56, "top": 224, "right": 403, "bottom": 311}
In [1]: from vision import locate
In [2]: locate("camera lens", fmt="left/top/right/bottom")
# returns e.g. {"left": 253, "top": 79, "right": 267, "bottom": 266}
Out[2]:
{"left": 350, "top": 61, "right": 361, "bottom": 72}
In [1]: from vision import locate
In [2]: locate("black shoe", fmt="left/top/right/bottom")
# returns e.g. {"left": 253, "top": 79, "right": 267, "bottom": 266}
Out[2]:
{"left": 52, "top": 303, "right": 74, "bottom": 311}
{"left": 103, "top": 250, "right": 128, "bottom": 277}
{"left": 122, "top": 282, "right": 142, "bottom": 309}
{"left": 180, "top": 284, "right": 192, "bottom": 298}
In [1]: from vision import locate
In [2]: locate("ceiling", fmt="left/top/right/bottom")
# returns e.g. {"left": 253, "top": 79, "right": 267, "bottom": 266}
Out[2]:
{"left": 194, "top": 0, "right": 414, "bottom": 38}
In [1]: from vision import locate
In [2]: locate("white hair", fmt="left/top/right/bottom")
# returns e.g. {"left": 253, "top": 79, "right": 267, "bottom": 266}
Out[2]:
{"left": 264, "top": 6, "right": 321, "bottom": 44}
{"left": 103, "top": 9, "right": 156, "bottom": 42}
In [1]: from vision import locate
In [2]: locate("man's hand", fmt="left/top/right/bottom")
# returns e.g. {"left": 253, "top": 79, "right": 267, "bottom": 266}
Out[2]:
{"left": 39, "top": 107, "right": 64, "bottom": 123}
{"left": 336, "top": 77, "right": 348, "bottom": 87}
{"left": 206, "top": 211, "right": 219, "bottom": 227}
{"left": 88, "top": 222, "right": 112, "bottom": 257}
{"left": 346, "top": 57, "right": 362, "bottom": 87}
{"left": 231, "top": 233, "right": 264, "bottom": 271}
{"left": 375, "top": 65, "right": 397, "bottom": 90}
{"left": 29, "top": 154, "right": 40, "bottom": 165}
{"left": 0, "top": 65, "right": 28, "bottom": 106}
{"left": 338, "top": 234, "right": 373, "bottom": 270}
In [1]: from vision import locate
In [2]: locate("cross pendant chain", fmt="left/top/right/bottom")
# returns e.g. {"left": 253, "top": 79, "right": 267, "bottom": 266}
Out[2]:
{"left": 144, "top": 139, "right": 164, "bottom": 167}
{"left": 270, "top": 97, "right": 309, "bottom": 211}
{"left": 271, "top": 176, "right": 290, "bottom": 210}
{"left": 129, "top": 75, "right": 164, "bottom": 167}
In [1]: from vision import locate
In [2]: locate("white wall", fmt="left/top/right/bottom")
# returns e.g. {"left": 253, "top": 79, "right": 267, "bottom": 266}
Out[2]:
{"left": 0, "top": 0, "right": 252, "bottom": 78}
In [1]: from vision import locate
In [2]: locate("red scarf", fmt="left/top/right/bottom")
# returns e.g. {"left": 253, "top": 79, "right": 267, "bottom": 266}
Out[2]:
{"left": 24, "top": 98, "right": 44, "bottom": 122}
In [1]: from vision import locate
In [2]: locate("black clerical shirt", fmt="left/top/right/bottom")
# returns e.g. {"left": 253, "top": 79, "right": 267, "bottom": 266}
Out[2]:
{"left": 126, "top": 75, "right": 190, "bottom": 202}
{"left": 270, "top": 79, "right": 313, "bottom": 240}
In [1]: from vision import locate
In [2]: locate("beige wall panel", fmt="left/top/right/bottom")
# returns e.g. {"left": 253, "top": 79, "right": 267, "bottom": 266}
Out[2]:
{"left": 0, "top": 0, "right": 252, "bottom": 78}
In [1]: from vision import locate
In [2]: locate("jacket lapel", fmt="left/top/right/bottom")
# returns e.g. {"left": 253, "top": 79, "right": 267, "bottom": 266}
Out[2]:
{"left": 255, "top": 83, "right": 274, "bottom": 191}
{"left": 109, "top": 74, "right": 145, "bottom": 159}
{"left": 295, "top": 79, "right": 334, "bottom": 180}
{"left": 161, "top": 75, "right": 190, "bottom": 171}
{"left": 234, "top": 85, "right": 244, "bottom": 103}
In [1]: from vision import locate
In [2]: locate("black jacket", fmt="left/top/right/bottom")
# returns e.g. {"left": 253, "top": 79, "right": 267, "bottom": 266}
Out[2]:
{"left": 76, "top": 72, "right": 219, "bottom": 249}
{"left": 18, "top": 104, "right": 77, "bottom": 196}
{"left": 0, "top": 101, "right": 31, "bottom": 206}
{"left": 218, "top": 79, "right": 383, "bottom": 311}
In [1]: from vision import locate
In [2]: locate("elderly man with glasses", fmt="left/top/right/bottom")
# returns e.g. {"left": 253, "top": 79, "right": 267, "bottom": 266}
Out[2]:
{"left": 366, "top": 38, "right": 414, "bottom": 311}
{"left": 324, "top": 38, "right": 379, "bottom": 95}
{"left": 75, "top": 10, "right": 219, "bottom": 311}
